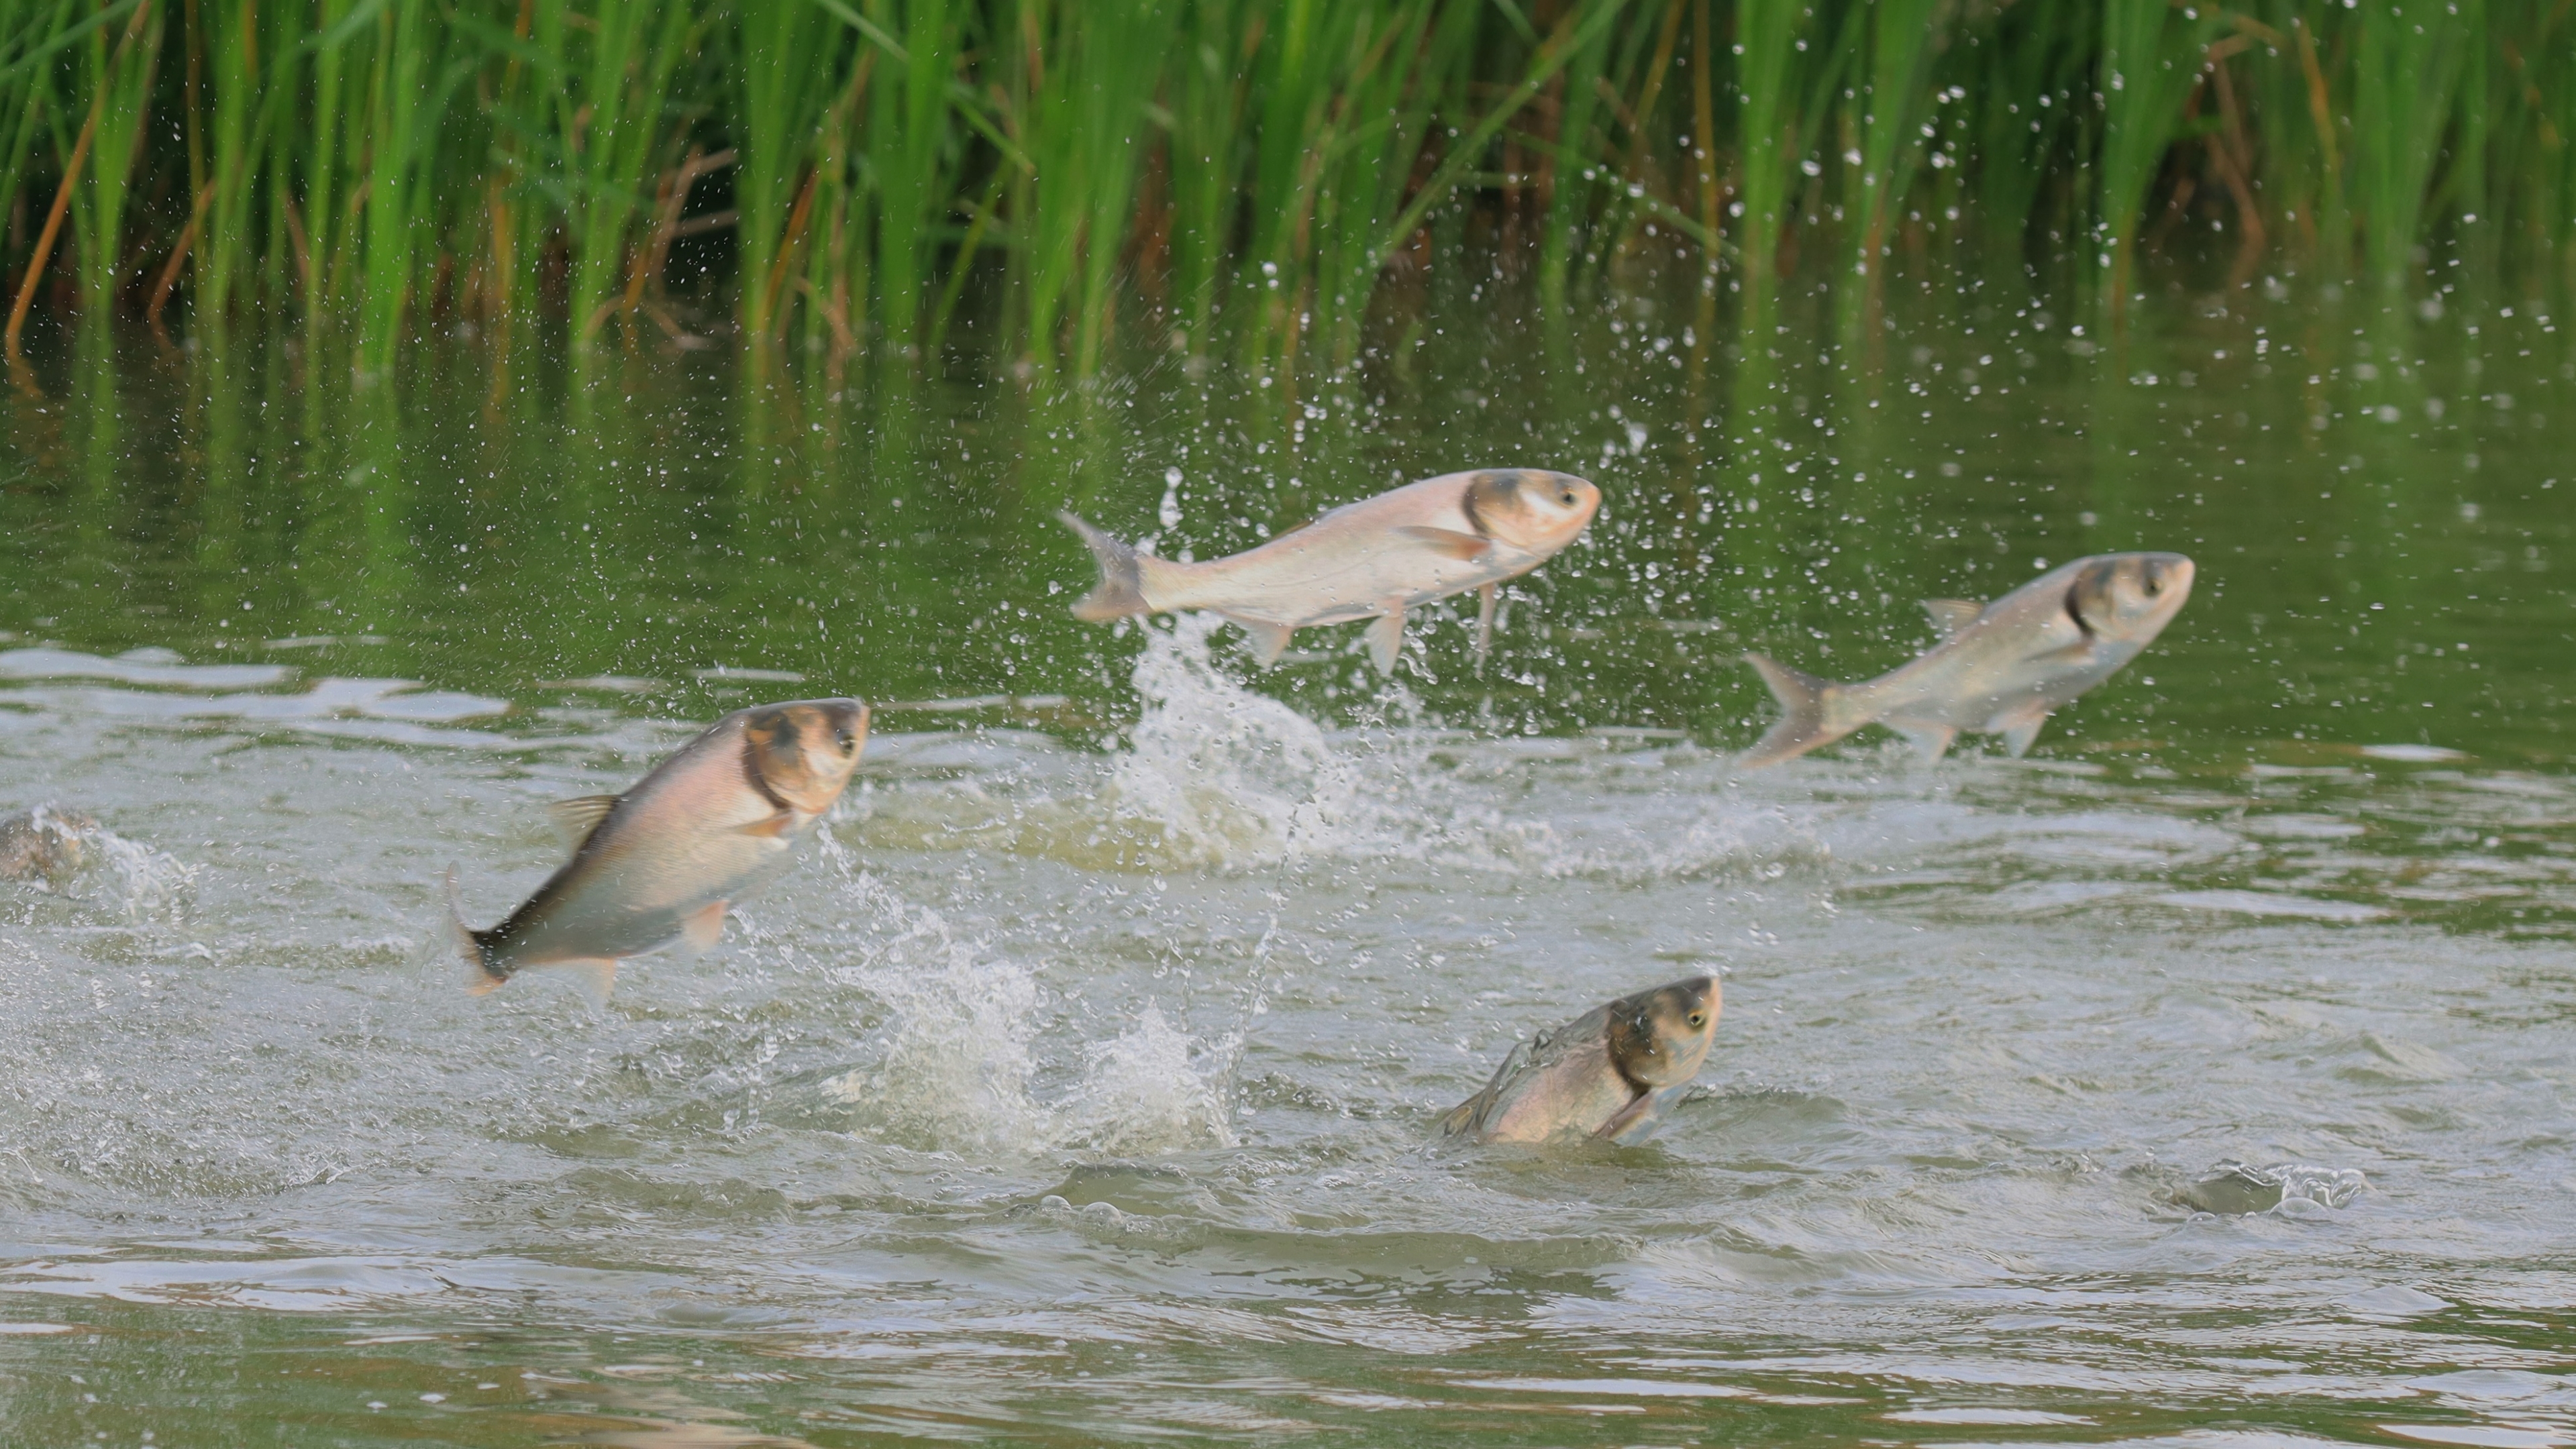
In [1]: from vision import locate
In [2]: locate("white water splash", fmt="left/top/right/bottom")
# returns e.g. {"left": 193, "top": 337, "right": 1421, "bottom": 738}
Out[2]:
{"left": 3, "top": 804, "right": 197, "bottom": 920}
{"left": 819, "top": 879, "right": 1048, "bottom": 1156}
{"left": 816, "top": 863, "right": 1236, "bottom": 1158}
{"left": 1104, "top": 614, "right": 1384, "bottom": 867}
{"left": 1059, "top": 1007, "right": 1238, "bottom": 1154}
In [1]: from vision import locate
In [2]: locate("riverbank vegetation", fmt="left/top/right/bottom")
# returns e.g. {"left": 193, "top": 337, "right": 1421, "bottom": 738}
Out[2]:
{"left": 1, "top": 0, "right": 2568, "bottom": 378}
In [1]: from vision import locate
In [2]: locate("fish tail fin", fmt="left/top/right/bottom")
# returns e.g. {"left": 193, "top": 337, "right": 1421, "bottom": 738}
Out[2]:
{"left": 445, "top": 867, "right": 509, "bottom": 996}
{"left": 1738, "top": 653, "right": 1863, "bottom": 769}
{"left": 1057, "top": 512, "right": 1157, "bottom": 621}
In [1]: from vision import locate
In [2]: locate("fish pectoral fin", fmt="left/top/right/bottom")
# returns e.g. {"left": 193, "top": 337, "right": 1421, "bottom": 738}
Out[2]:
{"left": 1237, "top": 619, "right": 1296, "bottom": 666}
{"left": 2030, "top": 640, "right": 2100, "bottom": 667}
{"left": 1364, "top": 606, "right": 1408, "bottom": 674}
{"left": 1597, "top": 1084, "right": 1691, "bottom": 1146}
{"left": 735, "top": 811, "right": 797, "bottom": 839}
{"left": 1894, "top": 723, "right": 1957, "bottom": 765}
{"left": 1996, "top": 707, "right": 2051, "bottom": 758}
{"left": 1474, "top": 583, "right": 1498, "bottom": 665}
{"left": 1920, "top": 598, "right": 1984, "bottom": 639}
{"left": 677, "top": 899, "right": 729, "bottom": 956}
{"left": 545, "top": 794, "right": 620, "bottom": 852}
{"left": 1394, "top": 525, "right": 1494, "bottom": 561}
{"left": 1594, "top": 1091, "right": 1661, "bottom": 1144}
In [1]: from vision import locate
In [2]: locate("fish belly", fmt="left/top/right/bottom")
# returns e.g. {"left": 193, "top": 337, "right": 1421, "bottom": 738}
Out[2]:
{"left": 1182, "top": 541, "right": 1522, "bottom": 627}
{"left": 499, "top": 835, "right": 793, "bottom": 966}
{"left": 1479, "top": 1057, "right": 1638, "bottom": 1143}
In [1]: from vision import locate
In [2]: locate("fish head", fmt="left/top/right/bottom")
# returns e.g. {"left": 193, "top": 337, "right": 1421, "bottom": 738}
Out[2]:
{"left": 743, "top": 697, "right": 872, "bottom": 815}
{"left": 1605, "top": 975, "right": 1721, "bottom": 1089}
{"left": 1461, "top": 469, "right": 1602, "bottom": 553}
{"left": 2068, "top": 552, "right": 2196, "bottom": 643}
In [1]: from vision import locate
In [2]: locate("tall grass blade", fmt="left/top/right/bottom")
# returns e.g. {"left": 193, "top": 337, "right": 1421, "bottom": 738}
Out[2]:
{"left": 734, "top": 0, "right": 839, "bottom": 341}
{"left": 2351, "top": 0, "right": 2467, "bottom": 297}
{"left": 2095, "top": 0, "right": 2218, "bottom": 327}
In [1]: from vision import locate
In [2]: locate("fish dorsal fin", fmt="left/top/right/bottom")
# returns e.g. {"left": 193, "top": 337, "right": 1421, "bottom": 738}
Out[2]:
{"left": 1921, "top": 598, "right": 1983, "bottom": 639}
{"left": 1436, "top": 1094, "right": 1482, "bottom": 1138}
{"left": 546, "top": 794, "right": 621, "bottom": 852}
{"left": 1394, "top": 525, "right": 1494, "bottom": 561}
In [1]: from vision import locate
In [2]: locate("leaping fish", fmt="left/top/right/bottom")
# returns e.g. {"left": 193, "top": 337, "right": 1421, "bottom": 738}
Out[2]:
{"left": 1738, "top": 551, "right": 2194, "bottom": 768}
{"left": 1058, "top": 468, "right": 1601, "bottom": 672}
{"left": 448, "top": 698, "right": 870, "bottom": 999}
{"left": 1439, "top": 975, "right": 1720, "bottom": 1146}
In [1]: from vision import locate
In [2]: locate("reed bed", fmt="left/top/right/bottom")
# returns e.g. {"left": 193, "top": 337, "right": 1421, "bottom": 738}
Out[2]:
{"left": 2, "top": 0, "right": 2572, "bottom": 376}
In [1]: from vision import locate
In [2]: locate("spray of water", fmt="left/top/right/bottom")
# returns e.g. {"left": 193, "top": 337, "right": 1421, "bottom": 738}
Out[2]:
{"left": 813, "top": 857, "right": 1237, "bottom": 1159}
{"left": 1104, "top": 614, "right": 1385, "bottom": 867}
{"left": 1, "top": 804, "right": 197, "bottom": 920}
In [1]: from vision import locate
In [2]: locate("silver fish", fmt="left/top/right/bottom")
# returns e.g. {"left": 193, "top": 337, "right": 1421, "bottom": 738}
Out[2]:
{"left": 1739, "top": 551, "right": 2195, "bottom": 768}
{"left": 1439, "top": 975, "right": 1720, "bottom": 1146}
{"left": 1060, "top": 467, "right": 1602, "bottom": 672}
{"left": 0, "top": 804, "right": 97, "bottom": 885}
{"left": 448, "top": 698, "right": 870, "bottom": 999}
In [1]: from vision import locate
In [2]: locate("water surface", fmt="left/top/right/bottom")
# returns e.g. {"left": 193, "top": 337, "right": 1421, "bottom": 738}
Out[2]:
{"left": 2, "top": 284, "right": 2573, "bottom": 1445}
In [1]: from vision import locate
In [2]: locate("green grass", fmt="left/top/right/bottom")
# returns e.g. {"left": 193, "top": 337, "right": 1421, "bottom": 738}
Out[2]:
{"left": 1, "top": 0, "right": 2573, "bottom": 378}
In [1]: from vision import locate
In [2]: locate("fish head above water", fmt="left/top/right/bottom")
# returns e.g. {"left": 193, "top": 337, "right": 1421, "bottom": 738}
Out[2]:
{"left": 1459, "top": 469, "right": 1601, "bottom": 553}
{"left": 1605, "top": 974, "right": 1720, "bottom": 1089}
{"left": 2067, "top": 552, "right": 2195, "bottom": 643}
{"left": 742, "top": 697, "right": 872, "bottom": 814}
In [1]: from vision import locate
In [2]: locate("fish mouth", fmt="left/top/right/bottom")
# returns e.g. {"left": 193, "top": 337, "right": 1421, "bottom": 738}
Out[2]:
{"left": 2144, "top": 553, "right": 2196, "bottom": 603}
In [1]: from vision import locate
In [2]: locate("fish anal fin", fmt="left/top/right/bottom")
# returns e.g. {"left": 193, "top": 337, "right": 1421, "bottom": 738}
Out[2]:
{"left": 1364, "top": 606, "right": 1408, "bottom": 674}
{"left": 1394, "top": 525, "right": 1494, "bottom": 561}
{"left": 1738, "top": 653, "right": 1861, "bottom": 769}
{"left": 678, "top": 899, "right": 728, "bottom": 955}
{"left": 1921, "top": 598, "right": 1984, "bottom": 639}
{"left": 735, "top": 811, "right": 796, "bottom": 839}
{"left": 1474, "top": 583, "right": 1498, "bottom": 663}
{"left": 1894, "top": 723, "right": 1957, "bottom": 765}
{"left": 1996, "top": 706, "right": 2051, "bottom": 758}
{"left": 546, "top": 794, "right": 620, "bottom": 851}
{"left": 1237, "top": 619, "right": 1296, "bottom": 666}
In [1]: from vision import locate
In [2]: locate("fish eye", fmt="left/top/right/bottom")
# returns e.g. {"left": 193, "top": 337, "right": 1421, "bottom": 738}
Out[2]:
{"left": 834, "top": 728, "right": 858, "bottom": 752}
{"left": 1687, "top": 1012, "right": 1705, "bottom": 1028}
{"left": 1559, "top": 490, "right": 1578, "bottom": 506}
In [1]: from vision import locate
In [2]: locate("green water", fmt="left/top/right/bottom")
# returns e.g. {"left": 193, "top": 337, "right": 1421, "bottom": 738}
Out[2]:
{"left": 1, "top": 278, "right": 2572, "bottom": 1446}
